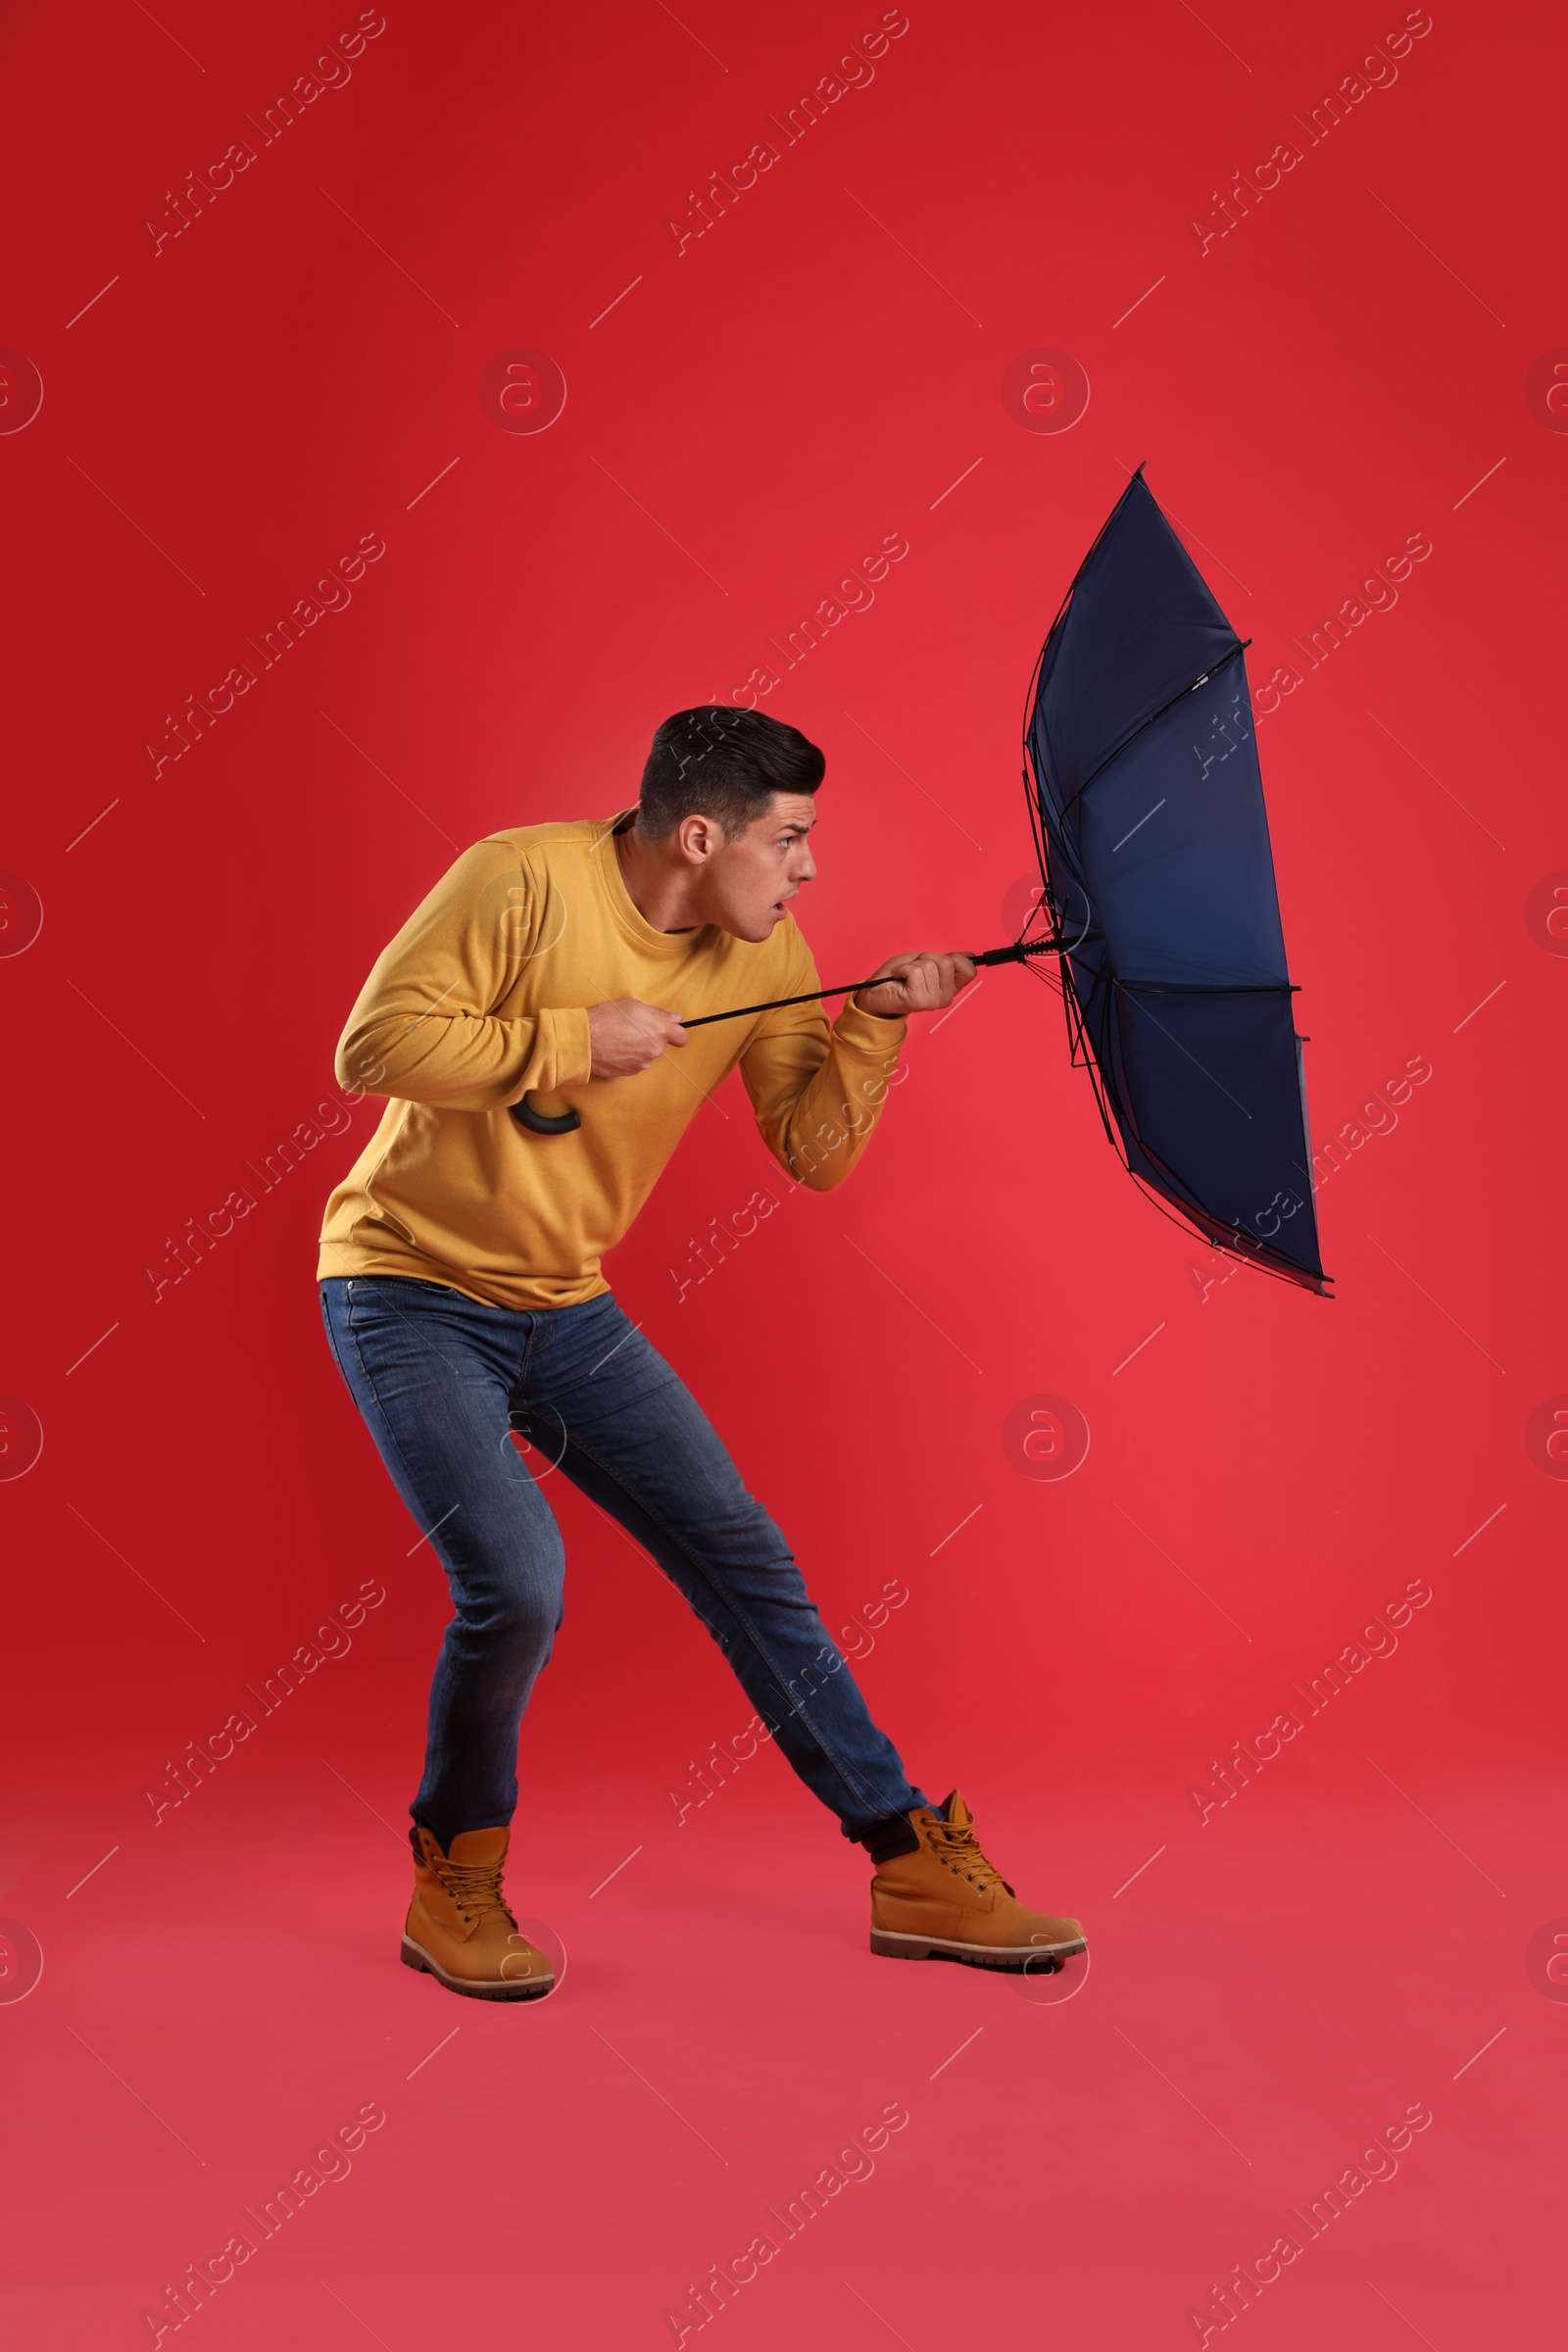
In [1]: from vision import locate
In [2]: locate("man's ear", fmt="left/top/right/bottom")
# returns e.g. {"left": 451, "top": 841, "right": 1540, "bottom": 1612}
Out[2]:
{"left": 675, "top": 812, "right": 722, "bottom": 862}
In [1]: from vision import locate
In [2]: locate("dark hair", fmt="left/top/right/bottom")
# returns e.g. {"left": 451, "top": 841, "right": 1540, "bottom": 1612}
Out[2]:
{"left": 637, "top": 707, "right": 825, "bottom": 840}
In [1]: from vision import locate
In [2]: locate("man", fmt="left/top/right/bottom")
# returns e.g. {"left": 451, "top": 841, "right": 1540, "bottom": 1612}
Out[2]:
{"left": 318, "top": 707, "right": 1085, "bottom": 2000}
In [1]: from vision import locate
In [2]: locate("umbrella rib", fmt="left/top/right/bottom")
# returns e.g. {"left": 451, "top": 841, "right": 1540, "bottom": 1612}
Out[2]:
{"left": 1109, "top": 978, "right": 1297, "bottom": 995}
{"left": 1128, "top": 1166, "right": 1329, "bottom": 1291}
{"left": 1055, "top": 640, "right": 1250, "bottom": 820}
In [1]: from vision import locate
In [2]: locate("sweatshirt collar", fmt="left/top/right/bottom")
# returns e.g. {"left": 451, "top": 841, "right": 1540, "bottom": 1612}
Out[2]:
{"left": 594, "top": 810, "right": 717, "bottom": 961}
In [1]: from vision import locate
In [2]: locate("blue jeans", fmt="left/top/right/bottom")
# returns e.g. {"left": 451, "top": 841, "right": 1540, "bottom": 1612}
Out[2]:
{"left": 318, "top": 1276, "right": 928, "bottom": 1847}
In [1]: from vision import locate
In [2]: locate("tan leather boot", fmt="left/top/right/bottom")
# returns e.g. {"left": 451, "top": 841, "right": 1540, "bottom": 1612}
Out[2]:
{"left": 401, "top": 1826, "right": 554, "bottom": 2000}
{"left": 869, "top": 1791, "right": 1086, "bottom": 1969}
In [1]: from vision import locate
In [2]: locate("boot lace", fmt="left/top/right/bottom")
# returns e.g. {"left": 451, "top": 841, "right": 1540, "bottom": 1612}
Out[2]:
{"left": 434, "top": 1854, "right": 516, "bottom": 1929}
{"left": 929, "top": 1814, "right": 1014, "bottom": 1896}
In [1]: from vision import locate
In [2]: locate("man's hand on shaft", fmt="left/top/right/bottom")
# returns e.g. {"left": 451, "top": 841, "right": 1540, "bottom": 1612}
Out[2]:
{"left": 586, "top": 998, "right": 688, "bottom": 1078}
{"left": 853, "top": 952, "right": 977, "bottom": 1021}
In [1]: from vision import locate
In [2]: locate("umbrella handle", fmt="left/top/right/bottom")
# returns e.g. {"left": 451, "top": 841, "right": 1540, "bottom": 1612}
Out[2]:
{"left": 968, "top": 939, "right": 1069, "bottom": 969}
{"left": 512, "top": 1096, "right": 581, "bottom": 1135}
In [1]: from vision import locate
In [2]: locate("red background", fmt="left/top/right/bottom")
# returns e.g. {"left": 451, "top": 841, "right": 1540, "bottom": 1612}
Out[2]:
{"left": 2, "top": 1, "right": 1563, "bottom": 2344}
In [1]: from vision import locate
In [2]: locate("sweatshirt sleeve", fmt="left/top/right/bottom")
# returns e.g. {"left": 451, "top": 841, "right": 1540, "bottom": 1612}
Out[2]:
{"left": 739, "top": 934, "right": 907, "bottom": 1191}
{"left": 333, "top": 838, "right": 594, "bottom": 1111}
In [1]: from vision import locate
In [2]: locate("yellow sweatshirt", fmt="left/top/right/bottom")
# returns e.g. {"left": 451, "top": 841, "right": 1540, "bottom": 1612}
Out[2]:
{"left": 318, "top": 818, "right": 906, "bottom": 1309}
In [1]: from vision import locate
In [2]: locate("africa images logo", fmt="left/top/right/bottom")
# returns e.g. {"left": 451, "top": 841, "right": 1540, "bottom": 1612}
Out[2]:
{"left": 1003, "top": 1395, "right": 1091, "bottom": 1481}
{"left": 0, "top": 350, "right": 44, "bottom": 433}
{"left": 0, "top": 1918, "right": 44, "bottom": 2004}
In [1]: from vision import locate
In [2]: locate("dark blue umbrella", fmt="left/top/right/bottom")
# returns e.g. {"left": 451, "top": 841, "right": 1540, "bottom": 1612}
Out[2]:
{"left": 1021, "top": 466, "right": 1327, "bottom": 1292}
{"left": 515, "top": 469, "right": 1330, "bottom": 1296}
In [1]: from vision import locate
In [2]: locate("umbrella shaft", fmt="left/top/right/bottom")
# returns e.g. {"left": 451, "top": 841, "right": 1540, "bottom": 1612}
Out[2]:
{"left": 678, "top": 937, "right": 1068, "bottom": 1030}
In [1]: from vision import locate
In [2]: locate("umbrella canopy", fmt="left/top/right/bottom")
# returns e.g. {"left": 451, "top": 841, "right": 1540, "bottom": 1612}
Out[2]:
{"left": 1023, "top": 469, "right": 1329, "bottom": 1292}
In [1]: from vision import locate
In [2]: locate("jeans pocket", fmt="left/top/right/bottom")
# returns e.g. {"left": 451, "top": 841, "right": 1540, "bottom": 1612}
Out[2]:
{"left": 345, "top": 1276, "right": 424, "bottom": 1340}
{"left": 319, "top": 1286, "right": 346, "bottom": 1375}
{"left": 354, "top": 1275, "right": 455, "bottom": 1298}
